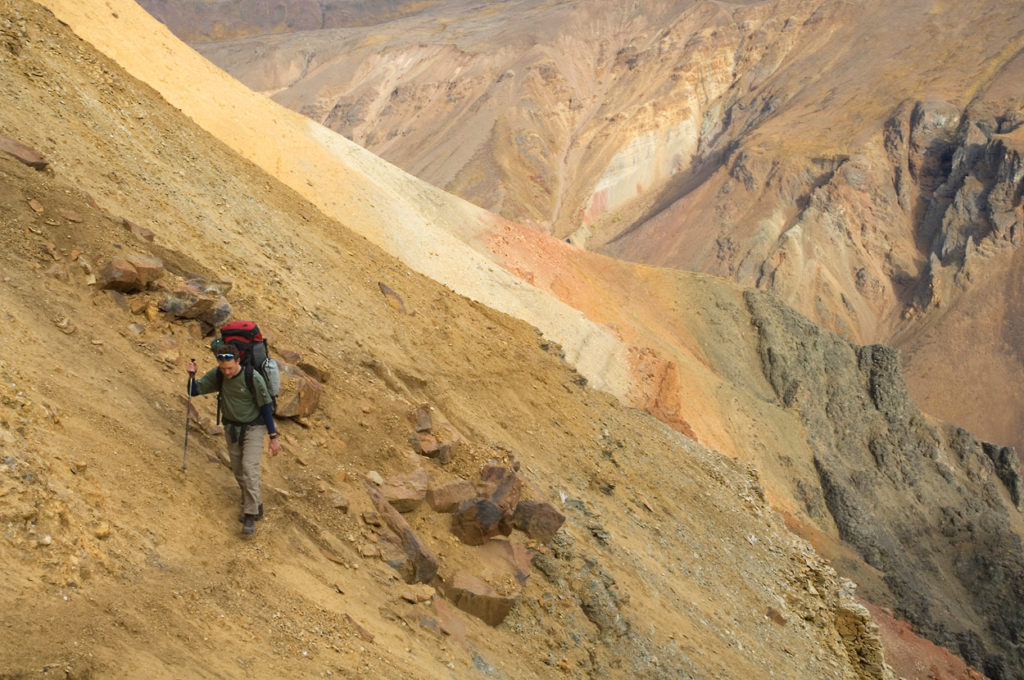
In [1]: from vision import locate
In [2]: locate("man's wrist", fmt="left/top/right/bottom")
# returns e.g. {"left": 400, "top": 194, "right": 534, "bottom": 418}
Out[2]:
{"left": 269, "top": 433, "right": 279, "bottom": 439}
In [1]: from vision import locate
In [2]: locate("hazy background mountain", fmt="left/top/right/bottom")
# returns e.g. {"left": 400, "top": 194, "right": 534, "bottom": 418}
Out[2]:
{"left": 142, "top": 0, "right": 1024, "bottom": 461}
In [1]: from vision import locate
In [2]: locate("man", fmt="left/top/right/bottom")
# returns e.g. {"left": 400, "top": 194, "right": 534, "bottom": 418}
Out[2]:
{"left": 187, "top": 342, "right": 281, "bottom": 535}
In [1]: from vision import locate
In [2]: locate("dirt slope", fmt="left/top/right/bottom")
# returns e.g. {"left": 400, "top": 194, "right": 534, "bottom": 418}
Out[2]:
{"left": 0, "top": 1, "right": 899, "bottom": 678}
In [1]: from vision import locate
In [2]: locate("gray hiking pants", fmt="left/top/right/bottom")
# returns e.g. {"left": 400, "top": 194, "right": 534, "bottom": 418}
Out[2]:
{"left": 226, "top": 423, "right": 265, "bottom": 516}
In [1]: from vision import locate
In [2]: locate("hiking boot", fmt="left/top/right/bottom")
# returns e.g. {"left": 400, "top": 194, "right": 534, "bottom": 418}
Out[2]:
{"left": 238, "top": 503, "right": 263, "bottom": 523}
{"left": 241, "top": 514, "right": 256, "bottom": 535}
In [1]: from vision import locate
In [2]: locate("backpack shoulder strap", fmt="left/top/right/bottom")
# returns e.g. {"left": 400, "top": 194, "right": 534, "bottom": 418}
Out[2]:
{"left": 215, "top": 370, "right": 224, "bottom": 425}
{"left": 244, "top": 366, "right": 257, "bottom": 402}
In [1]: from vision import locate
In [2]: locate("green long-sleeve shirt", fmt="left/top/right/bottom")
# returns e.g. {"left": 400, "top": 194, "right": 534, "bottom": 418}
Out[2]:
{"left": 191, "top": 367, "right": 273, "bottom": 425}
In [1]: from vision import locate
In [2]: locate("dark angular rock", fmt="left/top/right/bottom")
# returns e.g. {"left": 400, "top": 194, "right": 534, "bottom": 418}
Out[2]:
{"left": 410, "top": 431, "right": 441, "bottom": 457}
{"left": 479, "top": 466, "right": 522, "bottom": 513}
{"left": 367, "top": 485, "right": 438, "bottom": 584}
{"left": 513, "top": 500, "right": 565, "bottom": 543}
{"left": 158, "top": 281, "right": 231, "bottom": 327}
{"left": 444, "top": 571, "right": 518, "bottom": 626}
{"left": 410, "top": 404, "right": 432, "bottom": 432}
{"left": 451, "top": 497, "right": 511, "bottom": 546}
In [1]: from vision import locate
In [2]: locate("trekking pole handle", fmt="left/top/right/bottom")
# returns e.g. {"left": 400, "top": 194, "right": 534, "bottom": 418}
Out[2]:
{"left": 182, "top": 360, "right": 196, "bottom": 471}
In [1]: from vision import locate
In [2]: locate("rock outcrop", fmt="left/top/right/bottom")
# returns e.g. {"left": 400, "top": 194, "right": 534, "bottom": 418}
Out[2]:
{"left": 746, "top": 289, "right": 1024, "bottom": 679}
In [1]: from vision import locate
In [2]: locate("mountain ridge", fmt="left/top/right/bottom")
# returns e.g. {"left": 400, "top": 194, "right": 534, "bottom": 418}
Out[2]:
{"left": 167, "top": 0, "right": 1024, "bottom": 460}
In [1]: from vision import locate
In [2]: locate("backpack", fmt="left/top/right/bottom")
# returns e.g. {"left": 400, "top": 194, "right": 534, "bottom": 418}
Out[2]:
{"left": 214, "top": 320, "right": 281, "bottom": 421}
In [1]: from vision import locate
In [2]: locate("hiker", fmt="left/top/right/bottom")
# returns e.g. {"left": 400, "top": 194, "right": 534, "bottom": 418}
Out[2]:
{"left": 186, "top": 342, "right": 281, "bottom": 535}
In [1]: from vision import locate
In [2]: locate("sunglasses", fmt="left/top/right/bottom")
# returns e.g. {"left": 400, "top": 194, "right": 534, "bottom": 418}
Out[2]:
{"left": 215, "top": 353, "right": 236, "bottom": 361}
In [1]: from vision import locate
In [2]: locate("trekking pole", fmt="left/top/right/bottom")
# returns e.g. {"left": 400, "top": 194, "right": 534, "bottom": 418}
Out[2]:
{"left": 182, "top": 360, "right": 195, "bottom": 471}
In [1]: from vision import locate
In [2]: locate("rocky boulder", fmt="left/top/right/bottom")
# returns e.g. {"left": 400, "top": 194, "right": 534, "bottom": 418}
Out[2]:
{"left": 478, "top": 465, "right": 522, "bottom": 514}
{"left": 274, "top": 361, "right": 322, "bottom": 419}
{"left": 443, "top": 571, "right": 518, "bottom": 626}
{"left": 426, "top": 479, "right": 476, "bottom": 513}
{"left": 158, "top": 278, "right": 231, "bottom": 327}
{"left": 451, "top": 497, "right": 512, "bottom": 546}
{"left": 0, "top": 135, "right": 48, "bottom": 170}
{"left": 380, "top": 468, "right": 428, "bottom": 513}
{"left": 367, "top": 485, "right": 438, "bottom": 584}
{"left": 512, "top": 500, "right": 565, "bottom": 543}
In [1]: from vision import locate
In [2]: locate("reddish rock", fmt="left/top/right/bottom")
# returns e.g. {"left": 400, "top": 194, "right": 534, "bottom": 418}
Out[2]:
{"left": 0, "top": 136, "right": 48, "bottom": 170}
{"left": 297, "top": 360, "right": 329, "bottom": 383}
{"left": 123, "top": 219, "right": 155, "bottom": 242}
{"left": 479, "top": 466, "right": 523, "bottom": 513}
{"left": 410, "top": 431, "right": 440, "bottom": 456}
{"left": 159, "top": 281, "right": 231, "bottom": 326}
{"left": 430, "top": 597, "right": 467, "bottom": 645}
{"left": 275, "top": 361, "right": 322, "bottom": 418}
{"left": 512, "top": 500, "right": 565, "bottom": 543}
{"left": 451, "top": 497, "right": 512, "bottom": 546}
{"left": 124, "top": 255, "right": 164, "bottom": 287}
{"left": 381, "top": 468, "right": 428, "bottom": 513}
{"left": 367, "top": 485, "right": 438, "bottom": 584}
{"left": 426, "top": 479, "right": 477, "bottom": 513}
{"left": 444, "top": 571, "right": 518, "bottom": 626}
{"left": 98, "top": 258, "right": 141, "bottom": 292}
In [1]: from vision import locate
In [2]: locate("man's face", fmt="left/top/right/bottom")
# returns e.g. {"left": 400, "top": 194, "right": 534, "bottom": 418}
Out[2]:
{"left": 216, "top": 351, "right": 241, "bottom": 377}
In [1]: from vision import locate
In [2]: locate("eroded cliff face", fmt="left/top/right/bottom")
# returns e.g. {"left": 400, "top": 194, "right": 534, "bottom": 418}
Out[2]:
{"left": 746, "top": 289, "right": 1024, "bottom": 680}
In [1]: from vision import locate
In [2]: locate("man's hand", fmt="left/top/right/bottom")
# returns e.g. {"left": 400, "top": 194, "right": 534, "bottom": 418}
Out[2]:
{"left": 269, "top": 437, "right": 282, "bottom": 456}
{"left": 186, "top": 358, "right": 198, "bottom": 375}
